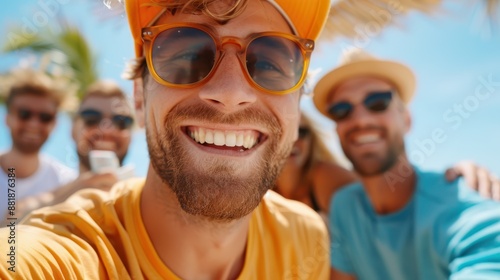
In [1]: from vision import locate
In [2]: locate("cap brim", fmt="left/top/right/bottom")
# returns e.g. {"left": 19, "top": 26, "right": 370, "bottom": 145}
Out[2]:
{"left": 313, "top": 60, "right": 416, "bottom": 117}
{"left": 126, "top": 0, "right": 164, "bottom": 58}
{"left": 126, "top": 0, "right": 331, "bottom": 58}
{"left": 275, "top": 0, "right": 330, "bottom": 41}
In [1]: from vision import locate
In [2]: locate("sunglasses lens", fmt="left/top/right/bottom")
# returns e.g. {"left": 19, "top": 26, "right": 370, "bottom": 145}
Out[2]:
{"left": 112, "top": 115, "right": 133, "bottom": 130}
{"left": 17, "top": 109, "right": 32, "bottom": 121}
{"left": 80, "top": 109, "right": 102, "bottom": 127}
{"left": 152, "top": 27, "right": 216, "bottom": 85}
{"left": 327, "top": 102, "right": 352, "bottom": 121}
{"left": 39, "top": 113, "right": 55, "bottom": 123}
{"left": 298, "top": 127, "right": 310, "bottom": 139}
{"left": 246, "top": 36, "right": 304, "bottom": 91}
{"left": 364, "top": 91, "right": 393, "bottom": 112}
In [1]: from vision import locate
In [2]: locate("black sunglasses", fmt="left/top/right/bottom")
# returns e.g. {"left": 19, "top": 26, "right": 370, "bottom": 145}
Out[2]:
{"left": 79, "top": 109, "right": 133, "bottom": 130}
{"left": 298, "top": 127, "right": 311, "bottom": 139}
{"left": 327, "top": 91, "right": 393, "bottom": 121}
{"left": 16, "top": 108, "right": 55, "bottom": 124}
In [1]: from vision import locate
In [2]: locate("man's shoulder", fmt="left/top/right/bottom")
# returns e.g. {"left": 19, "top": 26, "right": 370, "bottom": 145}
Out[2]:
{"left": 414, "top": 168, "right": 500, "bottom": 245}
{"left": 253, "top": 191, "right": 329, "bottom": 276}
{"left": 330, "top": 181, "right": 364, "bottom": 210}
{"left": 415, "top": 168, "right": 449, "bottom": 188}
{"left": 258, "top": 190, "right": 327, "bottom": 233}
{"left": 39, "top": 154, "right": 78, "bottom": 184}
{"left": 0, "top": 178, "right": 143, "bottom": 278}
{"left": 415, "top": 167, "right": 493, "bottom": 205}
{"left": 0, "top": 224, "right": 103, "bottom": 278}
{"left": 28, "top": 177, "right": 144, "bottom": 222}
{"left": 414, "top": 168, "right": 466, "bottom": 205}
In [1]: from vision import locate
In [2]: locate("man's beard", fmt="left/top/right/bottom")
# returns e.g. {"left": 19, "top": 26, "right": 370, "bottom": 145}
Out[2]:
{"left": 147, "top": 103, "right": 292, "bottom": 222}
{"left": 343, "top": 128, "right": 405, "bottom": 177}
{"left": 13, "top": 137, "right": 46, "bottom": 155}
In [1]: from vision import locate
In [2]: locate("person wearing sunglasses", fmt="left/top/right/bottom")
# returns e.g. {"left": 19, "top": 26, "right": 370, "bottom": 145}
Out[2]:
{"left": 313, "top": 49, "right": 500, "bottom": 279}
{"left": 12, "top": 80, "right": 135, "bottom": 220}
{"left": 0, "top": 69, "right": 77, "bottom": 226}
{"left": 0, "top": 0, "right": 331, "bottom": 279}
{"left": 273, "top": 109, "right": 496, "bottom": 224}
{"left": 71, "top": 80, "right": 134, "bottom": 173}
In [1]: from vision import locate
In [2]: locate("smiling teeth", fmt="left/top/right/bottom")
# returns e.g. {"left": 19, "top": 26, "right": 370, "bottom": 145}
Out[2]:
{"left": 356, "top": 134, "right": 380, "bottom": 144}
{"left": 189, "top": 128, "right": 258, "bottom": 149}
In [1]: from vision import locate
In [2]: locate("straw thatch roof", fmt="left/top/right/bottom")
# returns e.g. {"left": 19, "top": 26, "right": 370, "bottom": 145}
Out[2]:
{"left": 322, "top": 0, "right": 499, "bottom": 40}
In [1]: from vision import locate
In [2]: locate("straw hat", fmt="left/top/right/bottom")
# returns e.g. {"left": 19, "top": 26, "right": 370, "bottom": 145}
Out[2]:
{"left": 313, "top": 48, "right": 416, "bottom": 117}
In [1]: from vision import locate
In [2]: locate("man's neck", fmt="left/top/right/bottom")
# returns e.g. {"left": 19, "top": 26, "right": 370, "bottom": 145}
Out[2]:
{"left": 360, "top": 158, "right": 416, "bottom": 215}
{"left": 0, "top": 149, "right": 40, "bottom": 178}
{"left": 141, "top": 167, "right": 250, "bottom": 280}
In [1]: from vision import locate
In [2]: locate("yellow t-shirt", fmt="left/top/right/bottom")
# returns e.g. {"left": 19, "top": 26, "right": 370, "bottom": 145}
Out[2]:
{"left": 0, "top": 178, "right": 329, "bottom": 279}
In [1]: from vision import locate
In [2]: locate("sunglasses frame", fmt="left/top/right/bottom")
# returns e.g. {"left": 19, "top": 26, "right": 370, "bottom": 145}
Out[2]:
{"left": 141, "top": 22, "right": 314, "bottom": 95}
{"left": 78, "top": 109, "right": 134, "bottom": 130}
{"left": 327, "top": 90, "right": 394, "bottom": 122}
{"left": 16, "top": 108, "right": 55, "bottom": 124}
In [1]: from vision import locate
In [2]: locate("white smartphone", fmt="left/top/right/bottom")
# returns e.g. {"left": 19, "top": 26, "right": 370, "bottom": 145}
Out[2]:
{"left": 89, "top": 150, "right": 135, "bottom": 180}
{"left": 89, "top": 150, "right": 120, "bottom": 174}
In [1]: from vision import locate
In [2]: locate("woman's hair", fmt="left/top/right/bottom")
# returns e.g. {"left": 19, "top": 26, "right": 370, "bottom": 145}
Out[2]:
{"left": 301, "top": 110, "right": 339, "bottom": 165}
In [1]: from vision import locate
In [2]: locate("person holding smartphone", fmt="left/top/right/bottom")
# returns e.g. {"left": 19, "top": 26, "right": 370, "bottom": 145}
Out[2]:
{"left": 313, "top": 49, "right": 500, "bottom": 279}
{"left": 14, "top": 80, "right": 135, "bottom": 219}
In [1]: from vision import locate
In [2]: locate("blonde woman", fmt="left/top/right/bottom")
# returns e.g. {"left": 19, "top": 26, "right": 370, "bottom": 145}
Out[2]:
{"left": 275, "top": 111, "right": 357, "bottom": 218}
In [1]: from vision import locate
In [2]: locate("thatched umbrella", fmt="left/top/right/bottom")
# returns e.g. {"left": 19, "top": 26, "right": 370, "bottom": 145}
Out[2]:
{"left": 323, "top": 0, "right": 499, "bottom": 40}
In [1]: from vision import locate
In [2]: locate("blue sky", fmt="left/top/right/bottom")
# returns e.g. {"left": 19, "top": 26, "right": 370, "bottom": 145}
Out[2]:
{"left": 1, "top": 0, "right": 499, "bottom": 176}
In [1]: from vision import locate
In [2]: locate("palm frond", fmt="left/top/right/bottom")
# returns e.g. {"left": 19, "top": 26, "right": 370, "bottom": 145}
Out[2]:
{"left": 54, "top": 24, "right": 98, "bottom": 98}
{"left": 2, "top": 21, "right": 98, "bottom": 101}
{"left": 3, "top": 33, "right": 56, "bottom": 53}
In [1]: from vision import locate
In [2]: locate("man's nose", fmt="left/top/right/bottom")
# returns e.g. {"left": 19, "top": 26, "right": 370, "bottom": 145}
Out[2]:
{"left": 96, "top": 119, "right": 120, "bottom": 134}
{"left": 25, "top": 115, "right": 50, "bottom": 127}
{"left": 198, "top": 51, "right": 258, "bottom": 114}
{"left": 347, "top": 104, "right": 378, "bottom": 127}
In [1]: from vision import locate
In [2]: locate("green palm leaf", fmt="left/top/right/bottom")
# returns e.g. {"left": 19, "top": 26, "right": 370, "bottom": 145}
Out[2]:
{"left": 2, "top": 21, "right": 98, "bottom": 100}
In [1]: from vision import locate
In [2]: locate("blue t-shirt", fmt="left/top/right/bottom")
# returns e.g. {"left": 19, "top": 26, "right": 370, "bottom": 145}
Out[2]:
{"left": 330, "top": 167, "right": 500, "bottom": 280}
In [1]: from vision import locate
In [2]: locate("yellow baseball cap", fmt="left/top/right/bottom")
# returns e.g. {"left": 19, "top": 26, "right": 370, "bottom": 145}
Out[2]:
{"left": 125, "top": 0, "right": 331, "bottom": 58}
{"left": 313, "top": 48, "right": 416, "bottom": 117}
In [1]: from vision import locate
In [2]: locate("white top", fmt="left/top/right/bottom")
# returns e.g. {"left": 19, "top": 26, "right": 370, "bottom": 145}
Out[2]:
{"left": 0, "top": 154, "right": 78, "bottom": 221}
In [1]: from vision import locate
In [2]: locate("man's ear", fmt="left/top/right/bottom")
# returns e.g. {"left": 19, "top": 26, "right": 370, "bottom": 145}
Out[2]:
{"left": 71, "top": 118, "right": 78, "bottom": 142}
{"left": 404, "top": 107, "right": 412, "bottom": 134}
{"left": 5, "top": 110, "right": 13, "bottom": 128}
{"left": 133, "top": 78, "right": 145, "bottom": 128}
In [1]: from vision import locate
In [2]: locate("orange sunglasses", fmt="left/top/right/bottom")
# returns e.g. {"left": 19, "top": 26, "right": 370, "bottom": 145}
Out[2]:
{"left": 141, "top": 23, "right": 314, "bottom": 95}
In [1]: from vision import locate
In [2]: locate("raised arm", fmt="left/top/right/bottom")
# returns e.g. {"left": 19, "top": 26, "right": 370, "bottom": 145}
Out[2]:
{"left": 11, "top": 171, "right": 117, "bottom": 221}
{"left": 331, "top": 268, "right": 357, "bottom": 280}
